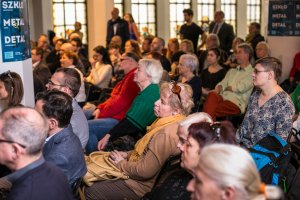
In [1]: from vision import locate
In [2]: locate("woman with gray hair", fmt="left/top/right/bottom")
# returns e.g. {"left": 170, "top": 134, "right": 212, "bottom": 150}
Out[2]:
{"left": 85, "top": 82, "right": 194, "bottom": 199}
{"left": 177, "top": 53, "right": 201, "bottom": 112}
{"left": 187, "top": 144, "right": 283, "bottom": 200}
{"left": 96, "top": 59, "right": 164, "bottom": 152}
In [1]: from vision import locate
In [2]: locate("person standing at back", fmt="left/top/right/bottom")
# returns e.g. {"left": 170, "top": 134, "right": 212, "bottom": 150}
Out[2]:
{"left": 209, "top": 10, "right": 234, "bottom": 54}
{"left": 180, "top": 8, "right": 206, "bottom": 53}
{"left": 106, "top": 7, "right": 130, "bottom": 49}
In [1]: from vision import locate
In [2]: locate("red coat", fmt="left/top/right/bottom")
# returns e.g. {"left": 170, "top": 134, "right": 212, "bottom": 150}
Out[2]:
{"left": 97, "top": 68, "right": 140, "bottom": 120}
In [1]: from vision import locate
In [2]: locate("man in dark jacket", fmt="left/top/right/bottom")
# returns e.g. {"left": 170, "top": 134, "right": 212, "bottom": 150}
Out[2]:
{"left": 106, "top": 7, "right": 130, "bottom": 49}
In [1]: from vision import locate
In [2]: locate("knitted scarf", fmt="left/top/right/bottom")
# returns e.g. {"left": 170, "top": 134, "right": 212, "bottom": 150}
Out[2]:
{"left": 129, "top": 114, "right": 185, "bottom": 162}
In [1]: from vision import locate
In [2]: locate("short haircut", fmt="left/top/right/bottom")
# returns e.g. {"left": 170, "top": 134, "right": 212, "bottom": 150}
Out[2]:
{"left": 160, "top": 82, "right": 194, "bottom": 115}
{"left": 255, "top": 57, "right": 282, "bottom": 82}
{"left": 62, "top": 51, "right": 79, "bottom": 66}
{"left": 32, "top": 47, "right": 44, "bottom": 59}
{"left": 238, "top": 43, "right": 254, "bottom": 61}
{"left": 144, "top": 36, "right": 154, "bottom": 44}
{"left": 109, "top": 43, "right": 121, "bottom": 50}
{"left": 0, "top": 71, "right": 24, "bottom": 107}
{"left": 180, "top": 54, "right": 199, "bottom": 73}
{"left": 256, "top": 41, "right": 271, "bottom": 56}
{"left": 71, "top": 37, "right": 82, "bottom": 48}
{"left": 55, "top": 68, "right": 81, "bottom": 97}
{"left": 0, "top": 107, "right": 48, "bottom": 155}
{"left": 183, "top": 8, "right": 193, "bottom": 16}
{"left": 138, "top": 59, "right": 163, "bottom": 84}
{"left": 36, "top": 90, "right": 73, "bottom": 128}
{"left": 250, "top": 22, "right": 261, "bottom": 32}
{"left": 155, "top": 37, "right": 165, "bottom": 48}
{"left": 124, "top": 52, "right": 140, "bottom": 63}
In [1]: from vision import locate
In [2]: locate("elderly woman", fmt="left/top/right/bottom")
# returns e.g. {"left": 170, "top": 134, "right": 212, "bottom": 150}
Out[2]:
{"left": 237, "top": 57, "right": 294, "bottom": 148}
{"left": 187, "top": 144, "right": 282, "bottom": 200}
{"left": 60, "top": 50, "right": 86, "bottom": 102}
{"left": 85, "top": 82, "right": 194, "bottom": 200}
{"left": 85, "top": 45, "right": 112, "bottom": 89}
{"left": 95, "top": 59, "right": 164, "bottom": 152}
{"left": 141, "top": 117, "right": 236, "bottom": 200}
{"left": 255, "top": 41, "right": 270, "bottom": 60}
{"left": 177, "top": 54, "right": 201, "bottom": 111}
{"left": 180, "top": 39, "right": 194, "bottom": 54}
{"left": 0, "top": 71, "right": 24, "bottom": 107}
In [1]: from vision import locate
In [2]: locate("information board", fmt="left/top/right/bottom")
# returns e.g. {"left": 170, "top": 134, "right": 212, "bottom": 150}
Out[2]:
{"left": 0, "top": 0, "right": 31, "bottom": 62}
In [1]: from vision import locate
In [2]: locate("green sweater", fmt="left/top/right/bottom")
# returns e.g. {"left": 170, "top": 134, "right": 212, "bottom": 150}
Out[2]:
{"left": 291, "top": 84, "right": 300, "bottom": 114}
{"left": 126, "top": 84, "right": 160, "bottom": 130}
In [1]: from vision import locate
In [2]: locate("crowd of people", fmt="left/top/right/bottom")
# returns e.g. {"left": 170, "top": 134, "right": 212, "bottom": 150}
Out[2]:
{"left": 0, "top": 6, "right": 299, "bottom": 200}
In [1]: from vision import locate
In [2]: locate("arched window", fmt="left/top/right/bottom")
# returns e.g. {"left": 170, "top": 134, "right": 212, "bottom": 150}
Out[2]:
{"left": 131, "top": 0, "right": 157, "bottom": 37}
{"left": 53, "top": 0, "right": 88, "bottom": 44}
{"left": 169, "top": 0, "right": 191, "bottom": 38}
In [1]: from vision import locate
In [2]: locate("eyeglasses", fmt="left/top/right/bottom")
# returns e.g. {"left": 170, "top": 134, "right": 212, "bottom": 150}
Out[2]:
{"left": 253, "top": 68, "right": 269, "bottom": 74}
{"left": 0, "top": 139, "right": 26, "bottom": 148}
{"left": 171, "top": 81, "right": 182, "bottom": 103}
{"left": 210, "top": 122, "right": 222, "bottom": 141}
{"left": 47, "top": 79, "right": 65, "bottom": 87}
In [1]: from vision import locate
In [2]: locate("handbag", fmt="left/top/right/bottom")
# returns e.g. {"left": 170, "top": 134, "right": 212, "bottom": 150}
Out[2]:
{"left": 83, "top": 152, "right": 129, "bottom": 186}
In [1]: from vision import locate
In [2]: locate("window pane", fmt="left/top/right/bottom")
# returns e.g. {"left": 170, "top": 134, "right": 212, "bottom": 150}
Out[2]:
{"left": 65, "top": 4, "right": 76, "bottom": 25}
{"left": 53, "top": 4, "right": 64, "bottom": 26}
{"left": 197, "top": 0, "right": 215, "bottom": 29}
{"left": 221, "top": 0, "right": 236, "bottom": 32}
{"left": 247, "top": 0, "right": 261, "bottom": 27}
{"left": 114, "top": 0, "right": 124, "bottom": 17}
{"left": 76, "top": 3, "right": 86, "bottom": 23}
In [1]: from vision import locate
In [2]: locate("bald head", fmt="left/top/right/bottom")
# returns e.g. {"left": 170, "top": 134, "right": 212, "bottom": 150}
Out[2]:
{"left": 60, "top": 43, "right": 73, "bottom": 54}
{"left": 0, "top": 107, "right": 48, "bottom": 156}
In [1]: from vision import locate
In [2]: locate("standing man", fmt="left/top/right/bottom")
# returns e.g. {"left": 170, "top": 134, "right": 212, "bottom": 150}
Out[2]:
{"left": 209, "top": 10, "right": 235, "bottom": 54}
{"left": 180, "top": 8, "right": 206, "bottom": 53}
{"left": 106, "top": 7, "right": 130, "bottom": 49}
{"left": 151, "top": 37, "right": 171, "bottom": 72}
{"left": 203, "top": 43, "right": 254, "bottom": 121}
{"left": 0, "top": 107, "right": 73, "bottom": 200}
{"left": 46, "top": 68, "right": 89, "bottom": 148}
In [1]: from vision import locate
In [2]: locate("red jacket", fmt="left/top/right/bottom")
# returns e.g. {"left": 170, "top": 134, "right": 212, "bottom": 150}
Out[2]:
{"left": 97, "top": 68, "right": 140, "bottom": 120}
{"left": 290, "top": 52, "right": 300, "bottom": 78}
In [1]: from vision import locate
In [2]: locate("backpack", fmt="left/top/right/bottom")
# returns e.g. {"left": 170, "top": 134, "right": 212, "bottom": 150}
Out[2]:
{"left": 250, "top": 132, "right": 292, "bottom": 188}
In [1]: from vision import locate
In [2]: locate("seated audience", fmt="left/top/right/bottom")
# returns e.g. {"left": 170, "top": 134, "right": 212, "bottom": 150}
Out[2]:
{"left": 237, "top": 57, "right": 294, "bottom": 148}
{"left": 110, "top": 35, "right": 124, "bottom": 53}
{"left": 151, "top": 37, "right": 171, "bottom": 72}
{"left": 84, "top": 82, "right": 194, "bottom": 200}
{"left": 46, "top": 68, "right": 89, "bottom": 148}
{"left": 245, "top": 22, "right": 265, "bottom": 59}
{"left": 85, "top": 46, "right": 112, "bottom": 89}
{"left": 60, "top": 51, "right": 86, "bottom": 102}
{"left": 177, "top": 54, "right": 202, "bottom": 111}
{"left": 46, "top": 38, "right": 64, "bottom": 74}
{"left": 85, "top": 52, "right": 140, "bottom": 152}
{"left": 187, "top": 144, "right": 283, "bottom": 200}
{"left": 70, "top": 37, "right": 90, "bottom": 73}
{"left": 125, "top": 39, "right": 142, "bottom": 58}
{"left": 166, "top": 38, "right": 180, "bottom": 62}
{"left": 31, "top": 47, "right": 51, "bottom": 96}
{"left": 142, "top": 116, "right": 236, "bottom": 200}
{"left": 203, "top": 43, "right": 254, "bottom": 121}
{"left": 141, "top": 36, "right": 154, "bottom": 56}
{"left": 95, "top": 59, "right": 163, "bottom": 153}
{"left": 224, "top": 37, "right": 244, "bottom": 68}
{"left": 0, "top": 107, "right": 74, "bottom": 199}
{"left": 201, "top": 48, "right": 227, "bottom": 97}
{"left": 0, "top": 71, "right": 24, "bottom": 107}
{"left": 169, "top": 50, "right": 186, "bottom": 79}
{"left": 255, "top": 41, "right": 270, "bottom": 60}
{"left": 35, "top": 90, "right": 87, "bottom": 187}
{"left": 37, "top": 34, "right": 51, "bottom": 61}
{"left": 145, "top": 52, "right": 170, "bottom": 82}
{"left": 180, "top": 39, "right": 194, "bottom": 54}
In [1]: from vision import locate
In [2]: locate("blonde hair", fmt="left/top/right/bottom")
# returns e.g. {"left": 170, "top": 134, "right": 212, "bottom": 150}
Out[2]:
{"left": 160, "top": 82, "right": 194, "bottom": 115}
{"left": 197, "top": 144, "right": 263, "bottom": 200}
{"left": 179, "top": 112, "right": 213, "bottom": 135}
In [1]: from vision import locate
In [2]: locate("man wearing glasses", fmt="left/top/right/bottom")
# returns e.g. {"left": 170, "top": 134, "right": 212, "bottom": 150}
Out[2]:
{"left": 46, "top": 68, "right": 89, "bottom": 149}
{"left": 0, "top": 107, "right": 73, "bottom": 199}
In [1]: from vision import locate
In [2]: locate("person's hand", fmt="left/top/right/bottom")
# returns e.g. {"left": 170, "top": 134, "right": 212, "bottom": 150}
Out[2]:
{"left": 108, "top": 150, "right": 126, "bottom": 165}
{"left": 92, "top": 109, "right": 100, "bottom": 118}
{"left": 213, "top": 85, "right": 222, "bottom": 94}
{"left": 97, "top": 134, "right": 110, "bottom": 150}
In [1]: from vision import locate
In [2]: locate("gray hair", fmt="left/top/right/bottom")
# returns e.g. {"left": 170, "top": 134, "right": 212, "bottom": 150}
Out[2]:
{"left": 180, "top": 54, "right": 199, "bottom": 73}
{"left": 178, "top": 112, "right": 213, "bottom": 136}
{"left": 256, "top": 41, "right": 271, "bottom": 57}
{"left": 139, "top": 59, "right": 163, "bottom": 84}
{"left": 0, "top": 107, "right": 48, "bottom": 156}
{"left": 238, "top": 43, "right": 254, "bottom": 61}
{"left": 197, "top": 144, "right": 262, "bottom": 200}
{"left": 206, "top": 33, "right": 220, "bottom": 48}
{"left": 160, "top": 82, "right": 194, "bottom": 115}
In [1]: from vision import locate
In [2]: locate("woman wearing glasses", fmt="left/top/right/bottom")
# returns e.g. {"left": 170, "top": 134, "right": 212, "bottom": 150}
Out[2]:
{"left": 85, "top": 82, "right": 194, "bottom": 200}
{"left": 237, "top": 57, "right": 294, "bottom": 148}
{"left": 0, "top": 71, "right": 24, "bottom": 107}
